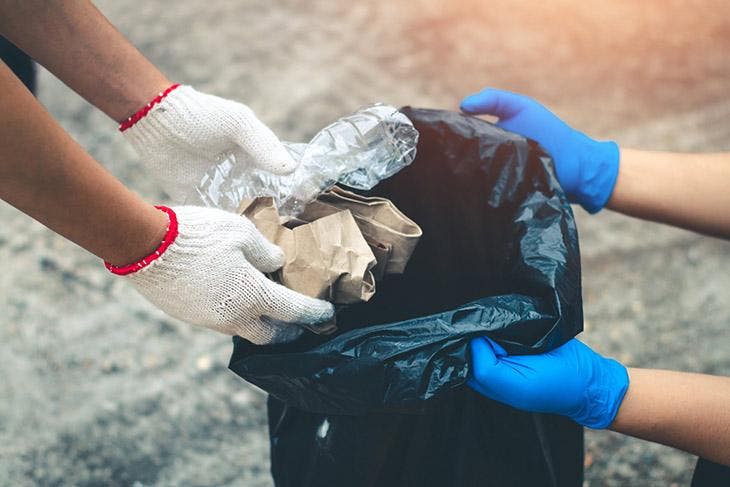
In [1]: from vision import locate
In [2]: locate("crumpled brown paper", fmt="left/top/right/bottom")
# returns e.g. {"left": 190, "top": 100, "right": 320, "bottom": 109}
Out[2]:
{"left": 238, "top": 187, "right": 421, "bottom": 334}
{"left": 300, "top": 186, "right": 422, "bottom": 280}
{"left": 239, "top": 196, "right": 377, "bottom": 305}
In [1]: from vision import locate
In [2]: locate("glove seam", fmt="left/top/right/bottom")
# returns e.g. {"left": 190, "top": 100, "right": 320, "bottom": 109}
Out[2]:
{"left": 119, "top": 83, "right": 182, "bottom": 132}
{"left": 104, "top": 206, "right": 179, "bottom": 275}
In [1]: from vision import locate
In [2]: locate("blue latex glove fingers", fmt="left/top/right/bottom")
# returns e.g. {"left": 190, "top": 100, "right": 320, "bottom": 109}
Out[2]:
{"left": 468, "top": 337, "right": 630, "bottom": 429}
{"left": 468, "top": 337, "right": 581, "bottom": 414}
{"left": 460, "top": 88, "right": 620, "bottom": 213}
{"left": 460, "top": 88, "right": 570, "bottom": 141}
{"left": 461, "top": 88, "right": 532, "bottom": 122}
{"left": 467, "top": 337, "right": 553, "bottom": 415}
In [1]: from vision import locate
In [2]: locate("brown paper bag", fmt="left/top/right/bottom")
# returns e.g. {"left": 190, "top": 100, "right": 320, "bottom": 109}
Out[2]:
{"left": 300, "top": 186, "right": 422, "bottom": 277}
{"left": 239, "top": 197, "right": 376, "bottom": 306}
{"left": 237, "top": 191, "right": 421, "bottom": 336}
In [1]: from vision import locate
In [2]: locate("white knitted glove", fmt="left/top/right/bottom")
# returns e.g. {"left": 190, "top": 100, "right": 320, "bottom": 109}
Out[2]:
{"left": 121, "top": 85, "right": 297, "bottom": 202}
{"left": 107, "top": 206, "right": 333, "bottom": 344}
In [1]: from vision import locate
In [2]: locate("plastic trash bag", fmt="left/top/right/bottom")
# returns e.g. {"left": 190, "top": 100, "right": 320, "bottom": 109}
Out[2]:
{"left": 229, "top": 108, "right": 585, "bottom": 486}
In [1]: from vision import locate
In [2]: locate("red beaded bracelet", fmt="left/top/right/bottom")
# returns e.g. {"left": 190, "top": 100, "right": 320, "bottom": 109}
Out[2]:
{"left": 119, "top": 83, "right": 181, "bottom": 132}
{"left": 104, "top": 206, "right": 179, "bottom": 276}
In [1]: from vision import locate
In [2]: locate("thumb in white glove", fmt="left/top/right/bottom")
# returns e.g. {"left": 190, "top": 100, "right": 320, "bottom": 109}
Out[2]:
{"left": 121, "top": 85, "right": 297, "bottom": 202}
{"left": 106, "top": 205, "right": 333, "bottom": 344}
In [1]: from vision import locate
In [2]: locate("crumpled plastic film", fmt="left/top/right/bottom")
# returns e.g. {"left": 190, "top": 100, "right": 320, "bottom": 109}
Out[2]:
{"left": 188, "top": 104, "right": 419, "bottom": 216}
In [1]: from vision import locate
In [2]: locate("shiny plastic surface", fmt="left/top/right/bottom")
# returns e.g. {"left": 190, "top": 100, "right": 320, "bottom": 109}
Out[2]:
{"left": 230, "top": 108, "right": 584, "bottom": 486}
{"left": 187, "top": 104, "right": 418, "bottom": 215}
{"left": 230, "top": 107, "right": 582, "bottom": 413}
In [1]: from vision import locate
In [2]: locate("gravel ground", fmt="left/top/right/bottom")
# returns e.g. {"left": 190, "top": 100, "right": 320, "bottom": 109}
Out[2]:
{"left": 1, "top": 1, "right": 729, "bottom": 485}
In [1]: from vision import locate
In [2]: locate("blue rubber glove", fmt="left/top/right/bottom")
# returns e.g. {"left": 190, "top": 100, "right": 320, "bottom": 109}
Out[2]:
{"left": 460, "top": 88, "right": 620, "bottom": 213}
{"left": 468, "top": 338, "right": 629, "bottom": 429}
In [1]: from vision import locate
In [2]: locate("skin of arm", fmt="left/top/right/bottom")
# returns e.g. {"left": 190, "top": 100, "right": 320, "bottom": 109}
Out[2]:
{"left": 607, "top": 149, "right": 730, "bottom": 239}
{"left": 0, "top": 0, "right": 171, "bottom": 121}
{"left": 610, "top": 367, "right": 730, "bottom": 466}
{"left": 0, "top": 61, "right": 167, "bottom": 265}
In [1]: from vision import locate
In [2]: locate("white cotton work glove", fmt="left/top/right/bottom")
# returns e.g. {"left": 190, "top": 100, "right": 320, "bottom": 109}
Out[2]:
{"left": 121, "top": 85, "right": 297, "bottom": 203}
{"left": 106, "top": 206, "right": 334, "bottom": 344}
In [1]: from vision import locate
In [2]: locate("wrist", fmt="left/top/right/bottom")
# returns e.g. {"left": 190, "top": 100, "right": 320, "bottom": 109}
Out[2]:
{"left": 100, "top": 73, "right": 174, "bottom": 124}
{"left": 104, "top": 205, "right": 176, "bottom": 273}
{"left": 575, "top": 135, "right": 620, "bottom": 214}
{"left": 118, "top": 82, "right": 181, "bottom": 131}
{"left": 575, "top": 356, "right": 630, "bottom": 429}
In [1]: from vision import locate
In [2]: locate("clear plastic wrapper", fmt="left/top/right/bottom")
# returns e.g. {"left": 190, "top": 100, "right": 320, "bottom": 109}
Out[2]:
{"left": 186, "top": 104, "right": 419, "bottom": 216}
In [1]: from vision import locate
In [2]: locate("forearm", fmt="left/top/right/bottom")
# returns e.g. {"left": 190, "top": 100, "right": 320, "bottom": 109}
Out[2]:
{"left": 0, "top": 61, "right": 166, "bottom": 265}
{"left": 607, "top": 149, "right": 730, "bottom": 239}
{"left": 610, "top": 367, "right": 730, "bottom": 466}
{"left": 0, "top": 0, "right": 171, "bottom": 121}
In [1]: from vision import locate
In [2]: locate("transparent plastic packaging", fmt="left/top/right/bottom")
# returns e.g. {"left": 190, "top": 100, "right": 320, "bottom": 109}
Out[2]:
{"left": 186, "top": 104, "right": 419, "bottom": 216}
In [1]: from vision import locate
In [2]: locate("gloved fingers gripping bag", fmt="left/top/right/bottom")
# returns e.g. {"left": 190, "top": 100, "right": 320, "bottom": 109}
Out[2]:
{"left": 230, "top": 108, "right": 584, "bottom": 486}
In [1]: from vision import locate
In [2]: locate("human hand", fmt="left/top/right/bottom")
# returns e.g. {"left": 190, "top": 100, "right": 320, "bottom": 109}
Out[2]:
{"left": 121, "top": 85, "right": 297, "bottom": 202}
{"left": 106, "top": 206, "right": 334, "bottom": 344}
{"left": 468, "top": 337, "right": 629, "bottom": 429}
{"left": 460, "top": 88, "right": 620, "bottom": 213}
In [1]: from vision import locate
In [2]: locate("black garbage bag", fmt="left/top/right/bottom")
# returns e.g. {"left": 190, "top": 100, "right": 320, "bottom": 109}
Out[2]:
{"left": 229, "top": 108, "right": 584, "bottom": 486}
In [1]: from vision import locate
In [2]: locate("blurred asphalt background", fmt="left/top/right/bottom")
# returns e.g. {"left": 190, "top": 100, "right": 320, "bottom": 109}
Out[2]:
{"left": 1, "top": 1, "right": 729, "bottom": 485}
